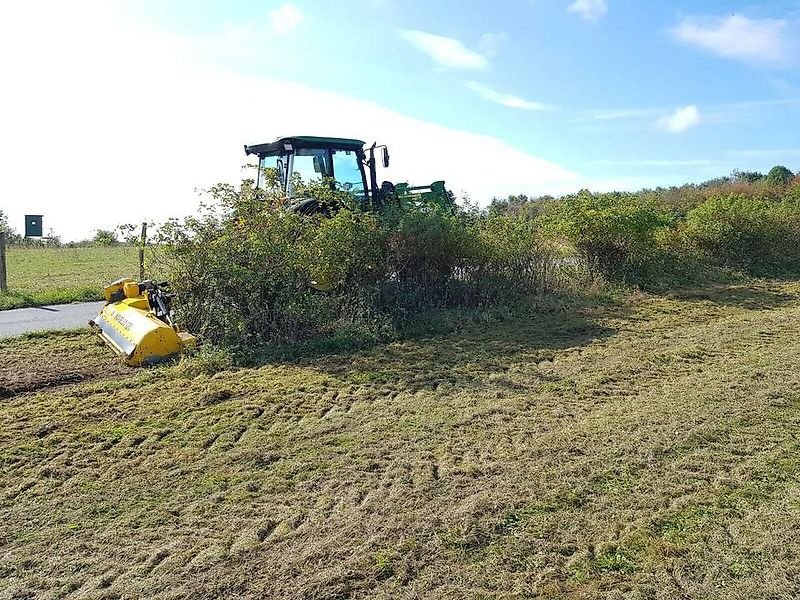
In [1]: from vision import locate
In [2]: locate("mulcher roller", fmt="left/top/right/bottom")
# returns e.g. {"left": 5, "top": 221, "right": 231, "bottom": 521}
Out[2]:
{"left": 90, "top": 278, "right": 195, "bottom": 367}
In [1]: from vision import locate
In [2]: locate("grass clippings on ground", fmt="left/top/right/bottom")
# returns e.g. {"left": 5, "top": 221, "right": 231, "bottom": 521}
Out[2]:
{"left": 1, "top": 280, "right": 800, "bottom": 599}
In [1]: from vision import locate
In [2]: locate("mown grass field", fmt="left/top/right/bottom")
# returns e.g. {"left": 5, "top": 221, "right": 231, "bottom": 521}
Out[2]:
{"left": 0, "top": 246, "right": 139, "bottom": 310}
{"left": 2, "top": 280, "right": 800, "bottom": 598}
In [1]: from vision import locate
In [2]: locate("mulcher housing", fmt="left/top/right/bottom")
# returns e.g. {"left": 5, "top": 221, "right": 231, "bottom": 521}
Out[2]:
{"left": 90, "top": 278, "right": 195, "bottom": 366}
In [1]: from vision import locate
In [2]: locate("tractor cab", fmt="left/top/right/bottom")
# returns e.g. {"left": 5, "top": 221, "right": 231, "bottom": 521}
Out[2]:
{"left": 244, "top": 136, "right": 389, "bottom": 211}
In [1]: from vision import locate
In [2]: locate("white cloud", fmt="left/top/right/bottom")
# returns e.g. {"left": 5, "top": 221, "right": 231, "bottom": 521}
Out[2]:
{"left": 269, "top": 3, "right": 303, "bottom": 34}
{"left": 575, "top": 97, "right": 800, "bottom": 128}
{"left": 730, "top": 149, "right": 800, "bottom": 159}
{"left": 656, "top": 106, "right": 702, "bottom": 133}
{"left": 589, "top": 159, "right": 715, "bottom": 168}
{"left": 580, "top": 108, "right": 663, "bottom": 122}
{"left": 477, "top": 32, "right": 508, "bottom": 58}
{"left": 398, "top": 30, "right": 488, "bottom": 70}
{"left": 671, "top": 15, "right": 792, "bottom": 65}
{"left": 465, "top": 82, "right": 551, "bottom": 111}
{"left": 567, "top": 0, "right": 608, "bottom": 22}
{"left": 0, "top": 2, "right": 579, "bottom": 241}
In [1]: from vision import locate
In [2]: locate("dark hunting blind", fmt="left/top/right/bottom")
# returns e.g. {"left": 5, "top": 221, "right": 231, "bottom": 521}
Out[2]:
{"left": 25, "top": 215, "right": 43, "bottom": 238}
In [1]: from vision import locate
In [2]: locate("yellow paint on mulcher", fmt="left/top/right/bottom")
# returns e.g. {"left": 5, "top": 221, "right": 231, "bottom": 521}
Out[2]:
{"left": 91, "top": 278, "right": 195, "bottom": 366}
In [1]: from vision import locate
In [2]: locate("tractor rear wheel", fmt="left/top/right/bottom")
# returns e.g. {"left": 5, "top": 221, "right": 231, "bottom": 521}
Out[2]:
{"left": 288, "top": 197, "right": 332, "bottom": 217}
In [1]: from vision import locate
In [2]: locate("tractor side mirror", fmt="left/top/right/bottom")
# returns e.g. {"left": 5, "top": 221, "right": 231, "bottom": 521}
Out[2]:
{"left": 313, "top": 155, "right": 324, "bottom": 173}
{"left": 382, "top": 147, "right": 390, "bottom": 168}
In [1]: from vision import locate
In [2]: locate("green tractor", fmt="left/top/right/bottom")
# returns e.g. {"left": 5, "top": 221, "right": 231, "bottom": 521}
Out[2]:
{"left": 244, "top": 136, "right": 453, "bottom": 215}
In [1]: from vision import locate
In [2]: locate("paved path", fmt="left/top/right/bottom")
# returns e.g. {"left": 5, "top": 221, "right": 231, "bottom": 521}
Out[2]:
{"left": 0, "top": 302, "right": 105, "bottom": 338}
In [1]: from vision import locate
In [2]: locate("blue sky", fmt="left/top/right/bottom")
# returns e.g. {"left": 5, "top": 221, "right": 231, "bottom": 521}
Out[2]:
{"left": 1, "top": 1, "right": 800, "bottom": 239}
{"left": 135, "top": 0, "right": 800, "bottom": 181}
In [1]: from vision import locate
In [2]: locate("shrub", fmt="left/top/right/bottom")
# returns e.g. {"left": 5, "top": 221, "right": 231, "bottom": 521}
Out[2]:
{"left": 156, "top": 180, "right": 348, "bottom": 348}
{"left": 767, "top": 165, "right": 794, "bottom": 186}
{"left": 540, "top": 190, "right": 671, "bottom": 277}
{"left": 382, "top": 209, "right": 475, "bottom": 309}
{"left": 154, "top": 178, "right": 559, "bottom": 354}
{"left": 786, "top": 178, "right": 800, "bottom": 202}
{"left": 152, "top": 168, "right": 800, "bottom": 357}
{"left": 93, "top": 229, "right": 118, "bottom": 246}
{"left": 684, "top": 194, "right": 800, "bottom": 272}
{"left": 471, "top": 215, "right": 556, "bottom": 298}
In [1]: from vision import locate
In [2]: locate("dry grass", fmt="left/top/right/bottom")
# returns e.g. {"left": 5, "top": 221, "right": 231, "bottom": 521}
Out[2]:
{"left": 2, "top": 281, "right": 800, "bottom": 599}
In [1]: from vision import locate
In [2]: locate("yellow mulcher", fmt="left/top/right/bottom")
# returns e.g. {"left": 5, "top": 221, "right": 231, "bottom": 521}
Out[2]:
{"left": 90, "top": 278, "right": 195, "bottom": 366}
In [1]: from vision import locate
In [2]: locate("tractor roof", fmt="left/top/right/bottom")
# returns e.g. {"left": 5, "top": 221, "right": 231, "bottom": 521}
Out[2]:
{"left": 244, "top": 136, "right": 366, "bottom": 157}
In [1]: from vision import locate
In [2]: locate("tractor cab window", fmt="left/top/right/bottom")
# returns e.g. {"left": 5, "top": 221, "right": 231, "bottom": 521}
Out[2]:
{"left": 257, "top": 155, "right": 279, "bottom": 188}
{"left": 292, "top": 149, "right": 331, "bottom": 185}
{"left": 332, "top": 150, "right": 365, "bottom": 199}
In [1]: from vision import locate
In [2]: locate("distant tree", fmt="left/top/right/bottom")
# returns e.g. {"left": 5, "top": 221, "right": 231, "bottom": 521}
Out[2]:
{"left": 93, "top": 229, "right": 118, "bottom": 246}
{"left": 0, "top": 210, "right": 24, "bottom": 244}
{"left": 0, "top": 210, "right": 10, "bottom": 235}
{"left": 488, "top": 197, "right": 510, "bottom": 217}
{"left": 45, "top": 229, "right": 62, "bottom": 247}
{"left": 731, "top": 169, "right": 765, "bottom": 184}
{"left": 117, "top": 223, "right": 140, "bottom": 245}
{"left": 488, "top": 194, "right": 552, "bottom": 219}
{"left": 504, "top": 194, "right": 530, "bottom": 216}
{"left": 700, "top": 175, "right": 732, "bottom": 188}
{"left": 766, "top": 165, "right": 793, "bottom": 186}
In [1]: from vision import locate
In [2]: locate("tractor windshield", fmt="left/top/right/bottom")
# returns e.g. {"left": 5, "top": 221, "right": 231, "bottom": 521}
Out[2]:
{"left": 332, "top": 150, "right": 365, "bottom": 199}
{"left": 256, "top": 145, "right": 367, "bottom": 200}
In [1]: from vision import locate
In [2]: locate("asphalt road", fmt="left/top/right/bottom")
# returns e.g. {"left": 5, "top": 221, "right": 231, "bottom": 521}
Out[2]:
{"left": 0, "top": 301, "right": 105, "bottom": 338}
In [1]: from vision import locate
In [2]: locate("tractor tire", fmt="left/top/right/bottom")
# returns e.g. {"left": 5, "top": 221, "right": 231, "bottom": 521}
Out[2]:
{"left": 288, "top": 197, "right": 332, "bottom": 217}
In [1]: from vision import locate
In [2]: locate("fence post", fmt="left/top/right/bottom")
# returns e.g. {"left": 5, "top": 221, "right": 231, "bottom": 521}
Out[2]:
{"left": 138, "top": 222, "right": 147, "bottom": 281}
{"left": 0, "top": 232, "right": 7, "bottom": 293}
